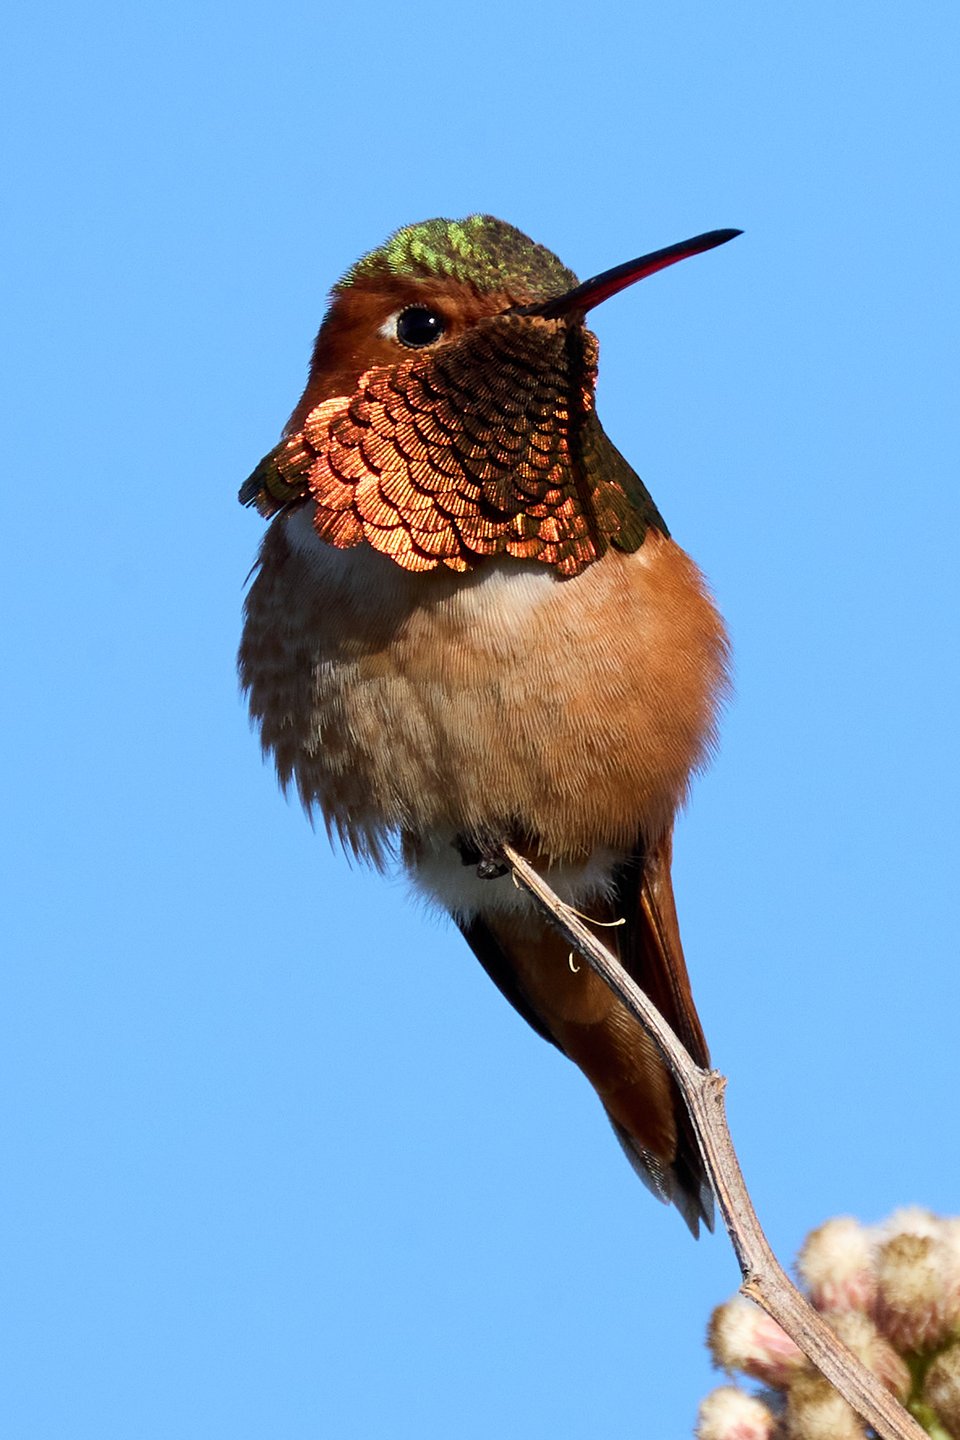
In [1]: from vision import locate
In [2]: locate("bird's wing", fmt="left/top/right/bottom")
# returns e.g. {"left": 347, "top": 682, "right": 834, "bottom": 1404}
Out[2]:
{"left": 605, "top": 830, "right": 714, "bottom": 1235}
{"left": 455, "top": 828, "right": 713, "bottom": 1236}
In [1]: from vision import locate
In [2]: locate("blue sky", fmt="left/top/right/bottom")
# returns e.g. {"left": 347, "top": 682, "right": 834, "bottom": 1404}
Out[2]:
{"left": 3, "top": 2, "right": 958, "bottom": 1436}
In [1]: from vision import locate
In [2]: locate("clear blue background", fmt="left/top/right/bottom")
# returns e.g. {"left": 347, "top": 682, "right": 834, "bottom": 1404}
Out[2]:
{"left": 3, "top": 3, "right": 958, "bottom": 1435}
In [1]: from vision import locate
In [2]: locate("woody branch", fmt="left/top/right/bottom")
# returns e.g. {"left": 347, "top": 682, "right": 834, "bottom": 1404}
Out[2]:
{"left": 499, "top": 843, "right": 927, "bottom": 1440}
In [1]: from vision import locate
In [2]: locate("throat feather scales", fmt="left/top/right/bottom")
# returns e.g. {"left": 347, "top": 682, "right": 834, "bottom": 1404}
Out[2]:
{"left": 262, "top": 316, "right": 665, "bottom": 578}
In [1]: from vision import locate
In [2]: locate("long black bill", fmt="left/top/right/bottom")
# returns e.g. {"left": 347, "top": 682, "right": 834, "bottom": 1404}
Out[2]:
{"left": 516, "top": 228, "right": 742, "bottom": 319}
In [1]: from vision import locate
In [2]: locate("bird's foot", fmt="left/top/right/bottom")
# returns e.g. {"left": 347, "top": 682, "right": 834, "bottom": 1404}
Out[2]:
{"left": 475, "top": 855, "right": 509, "bottom": 880}
{"left": 453, "top": 833, "right": 510, "bottom": 880}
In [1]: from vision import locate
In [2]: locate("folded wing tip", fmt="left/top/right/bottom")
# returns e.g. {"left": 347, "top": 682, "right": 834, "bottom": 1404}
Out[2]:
{"left": 609, "top": 1116, "right": 715, "bottom": 1239}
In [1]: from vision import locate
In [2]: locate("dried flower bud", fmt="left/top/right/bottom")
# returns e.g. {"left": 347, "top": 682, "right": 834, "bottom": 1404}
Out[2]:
{"left": 709, "top": 1299, "right": 806, "bottom": 1386}
{"left": 923, "top": 1340, "right": 960, "bottom": 1435}
{"left": 939, "top": 1218, "right": 960, "bottom": 1336}
{"left": 784, "top": 1373, "right": 866, "bottom": 1440}
{"left": 876, "top": 1207, "right": 943, "bottom": 1244}
{"left": 821, "top": 1310, "right": 910, "bottom": 1400}
{"left": 698, "top": 1210, "right": 960, "bottom": 1439}
{"left": 798, "top": 1218, "right": 876, "bottom": 1315}
{"left": 875, "top": 1231, "right": 955, "bottom": 1351}
{"left": 696, "top": 1385, "right": 779, "bottom": 1440}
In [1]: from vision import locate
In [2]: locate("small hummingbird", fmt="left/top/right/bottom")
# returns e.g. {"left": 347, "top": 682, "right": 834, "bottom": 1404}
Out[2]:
{"left": 239, "top": 215, "right": 738, "bottom": 1234}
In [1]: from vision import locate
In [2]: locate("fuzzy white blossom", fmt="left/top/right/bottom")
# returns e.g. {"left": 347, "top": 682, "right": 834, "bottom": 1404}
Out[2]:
{"left": 698, "top": 1209, "right": 960, "bottom": 1439}
{"left": 696, "top": 1385, "right": 778, "bottom": 1440}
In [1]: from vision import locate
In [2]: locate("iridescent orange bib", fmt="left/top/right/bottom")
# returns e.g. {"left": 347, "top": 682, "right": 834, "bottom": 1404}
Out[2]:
{"left": 242, "top": 314, "right": 663, "bottom": 579}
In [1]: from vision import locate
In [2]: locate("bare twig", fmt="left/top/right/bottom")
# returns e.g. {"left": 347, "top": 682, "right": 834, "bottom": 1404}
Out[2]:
{"left": 500, "top": 843, "right": 927, "bottom": 1440}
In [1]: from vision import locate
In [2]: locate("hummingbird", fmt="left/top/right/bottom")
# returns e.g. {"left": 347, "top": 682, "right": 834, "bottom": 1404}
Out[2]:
{"left": 239, "top": 214, "right": 738, "bottom": 1235}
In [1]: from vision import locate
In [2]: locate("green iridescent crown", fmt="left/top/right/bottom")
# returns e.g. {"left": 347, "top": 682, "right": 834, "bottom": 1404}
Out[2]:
{"left": 338, "top": 214, "right": 578, "bottom": 303}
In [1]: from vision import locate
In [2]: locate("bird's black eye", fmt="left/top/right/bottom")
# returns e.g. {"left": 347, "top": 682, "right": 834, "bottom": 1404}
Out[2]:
{"left": 395, "top": 306, "right": 446, "bottom": 348}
